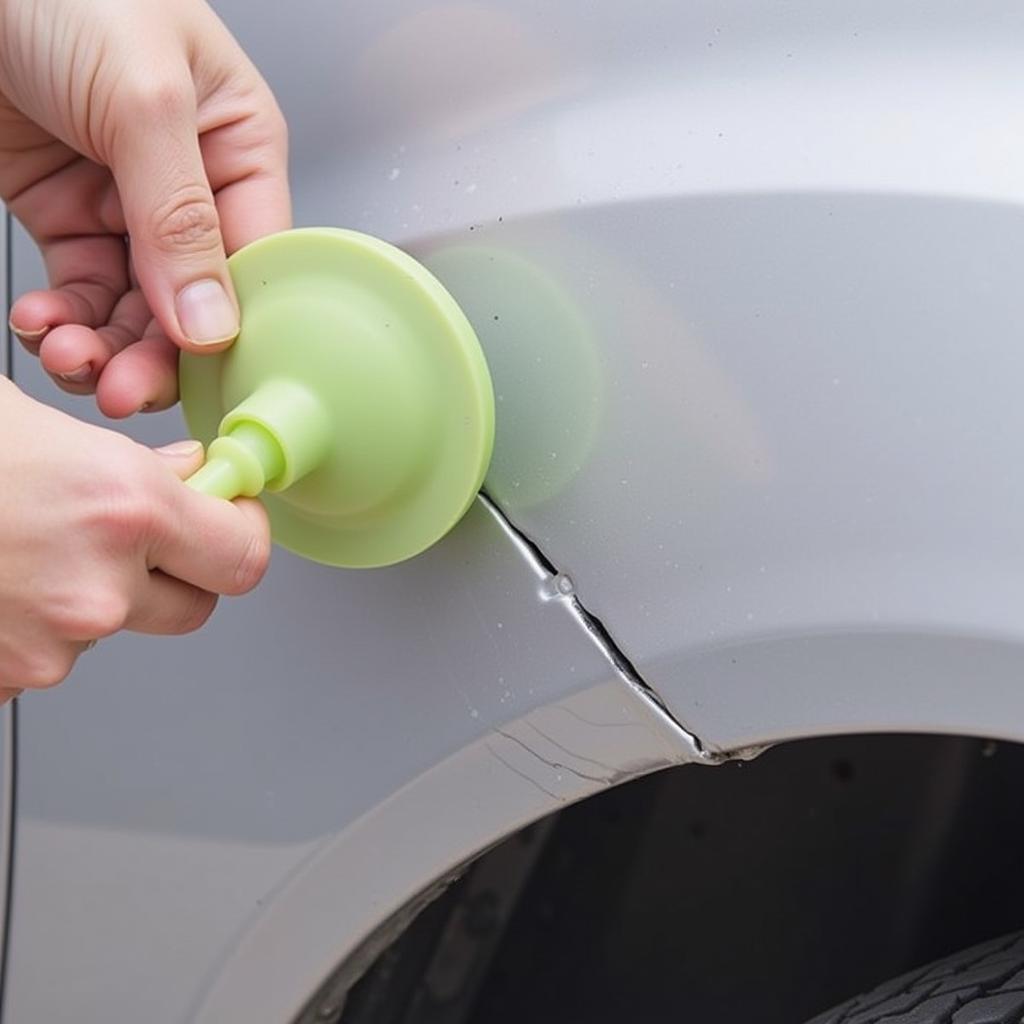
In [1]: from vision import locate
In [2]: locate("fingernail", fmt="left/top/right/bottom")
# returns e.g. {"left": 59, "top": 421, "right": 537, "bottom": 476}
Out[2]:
{"left": 175, "top": 279, "right": 239, "bottom": 346}
{"left": 9, "top": 320, "right": 48, "bottom": 342}
{"left": 156, "top": 439, "right": 203, "bottom": 457}
{"left": 58, "top": 363, "right": 92, "bottom": 383}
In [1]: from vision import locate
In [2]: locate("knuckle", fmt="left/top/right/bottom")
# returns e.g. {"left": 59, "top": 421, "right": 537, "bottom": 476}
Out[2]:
{"left": 79, "top": 590, "right": 131, "bottom": 638}
{"left": 44, "top": 583, "right": 129, "bottom": 640}
{"left": 230, "top": 532, "right": 270, "bottom": 595}
{"left": 76, "top": 484, "right": 158, "bottom": 554}
{"left": 122, "top": 76, "right": 192, "bottom": 122}
{"left": 21, "top": 652, "right": 74, "bottom": 690}
{"left": 101, "top": 479, "right": 160, "bottom": 548}
{"left": 149, "top": 188, "right": 222, "bottom": 255}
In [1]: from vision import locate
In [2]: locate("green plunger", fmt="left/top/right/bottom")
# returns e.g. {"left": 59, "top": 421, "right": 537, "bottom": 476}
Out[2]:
{"left": 179, "top": 228, "right": 495, "bottom": 568}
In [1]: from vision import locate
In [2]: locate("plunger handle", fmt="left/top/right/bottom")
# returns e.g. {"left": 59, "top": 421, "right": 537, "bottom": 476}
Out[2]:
{"left": 185, "top": 379, "right": 332, "bottom": 501}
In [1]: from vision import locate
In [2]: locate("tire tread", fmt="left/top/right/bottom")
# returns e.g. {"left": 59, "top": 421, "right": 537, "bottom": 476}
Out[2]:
{"left": 806, "top": 933, "right": 1024, "bottom": 1024}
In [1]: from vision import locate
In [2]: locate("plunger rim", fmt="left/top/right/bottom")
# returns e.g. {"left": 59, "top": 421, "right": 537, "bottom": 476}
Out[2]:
{"left": 179, "top": 227, "right": 495, "bottom": 568}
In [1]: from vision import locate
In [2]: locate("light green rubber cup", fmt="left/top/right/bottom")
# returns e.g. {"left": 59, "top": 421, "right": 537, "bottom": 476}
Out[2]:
{"left": 179, "top": 228, "right": 495, "bottom": 568}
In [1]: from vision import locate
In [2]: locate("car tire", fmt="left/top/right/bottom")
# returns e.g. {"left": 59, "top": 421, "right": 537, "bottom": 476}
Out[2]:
{"left": 805, "top": 932, "right": 1024, "bottom": 1023}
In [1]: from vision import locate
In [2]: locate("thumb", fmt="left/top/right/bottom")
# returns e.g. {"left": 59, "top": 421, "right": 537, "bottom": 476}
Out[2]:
{"left": 109, "top": 79, "right": 239, "bottom": 353}
{"left": 154, "top": 438, "right": 206, "bottom": 479}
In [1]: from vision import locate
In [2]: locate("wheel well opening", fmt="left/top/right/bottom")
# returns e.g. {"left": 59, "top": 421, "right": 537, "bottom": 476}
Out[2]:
{"left": 317, "top": 733, "right": 1024, "bottom": 1024}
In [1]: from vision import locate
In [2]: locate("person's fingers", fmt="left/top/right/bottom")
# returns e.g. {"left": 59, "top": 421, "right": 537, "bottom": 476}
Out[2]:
{"left": 126, "top": 445, "right": 220, "bottom": 634}
{"left": 207, "top": 155, "right": 291, "bottom": 254}
{"left": 154, "top": 438, "right": 206, "bottom": 477}
{"left": 6, "top": 160, "right": 127, "bottom": 348}
{"left": 124, "top": 569, "right": 217, "bottom": 636}
{"left": 35, "top": 325, "right": 103, "bottom": 392}
{"left": 95, "top": 329, "right": 180, "bottom": 418}
{"left": 189, "top": 4, "right": 290, "bottom": 253}
{"left": 38, "top": 287, "right": 152, "bottom": 393}
{"left": 108, "top": 69, "right": 240, "bottom": 354}
{"left": 1, "top": 640, "right": 79, "bottom": 690}
{"left": 148, "top": 483, "right": 270, "bottom": 596}
{"left": 6, "top": 152, "right": 124, "bottom": 242}
{"left": 0, "top": 689, "right": 24, "bottom": 706}
{"left": 199, "top": 89, "right": 291, "bottom": 252}
{"left": 8, "top": 234, "right": 129, "bottom": 350}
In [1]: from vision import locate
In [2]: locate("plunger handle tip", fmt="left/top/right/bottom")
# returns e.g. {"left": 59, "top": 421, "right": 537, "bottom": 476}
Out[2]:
{"left": 186, "top": 455, "right": 246, "bottom": 500}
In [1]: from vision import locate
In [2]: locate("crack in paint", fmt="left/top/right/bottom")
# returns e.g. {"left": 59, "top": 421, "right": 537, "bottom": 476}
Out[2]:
{"left": 484, "top": 740, "right": 564, "bottom": 801}
{"left": 495, "top": 728, "right": 613, "bottom": 784}
{"left": 521, "top": 720, "right": 618, "bottom": 773}
{"left": 477, "top": 491, "right": 739, "bottom": 765}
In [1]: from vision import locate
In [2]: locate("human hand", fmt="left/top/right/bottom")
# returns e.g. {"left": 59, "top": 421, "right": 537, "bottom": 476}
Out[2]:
{"left": 0, "top": 378, "right": 271, "bottom": 699}
{"left": 0, "top": 0, "right": 290, "bottom": 417}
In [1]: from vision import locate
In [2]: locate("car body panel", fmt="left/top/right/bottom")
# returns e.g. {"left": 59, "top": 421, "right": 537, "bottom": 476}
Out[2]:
{"left": 195, "top": 678, "right": 693, "bottom": 1024}
{"left": 4, "top": 257, "right": 695, "bottom": 1018}
{"left": 473, "top": 193, "right": 1024, "bottom": 753}
{"left": 5, "top": 2, "right": 1024, "bottom": 1021}
{"left": 226, "top": 0, "right": 1024, "bottom": 752}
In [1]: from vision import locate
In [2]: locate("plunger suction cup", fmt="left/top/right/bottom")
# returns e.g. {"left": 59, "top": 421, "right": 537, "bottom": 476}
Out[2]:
{"left": 179, "top": 228, "right": 495, "bottom": 568}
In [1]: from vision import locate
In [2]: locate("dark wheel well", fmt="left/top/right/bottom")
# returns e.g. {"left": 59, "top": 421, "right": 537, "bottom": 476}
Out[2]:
{"left": 313, "top": 734, "right": 1024, "bottom": 1024}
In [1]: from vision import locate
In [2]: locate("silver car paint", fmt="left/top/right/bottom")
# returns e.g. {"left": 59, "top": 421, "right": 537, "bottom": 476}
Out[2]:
{"left": 4, "top": 2, "right": 1024, "bottom": 1021}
